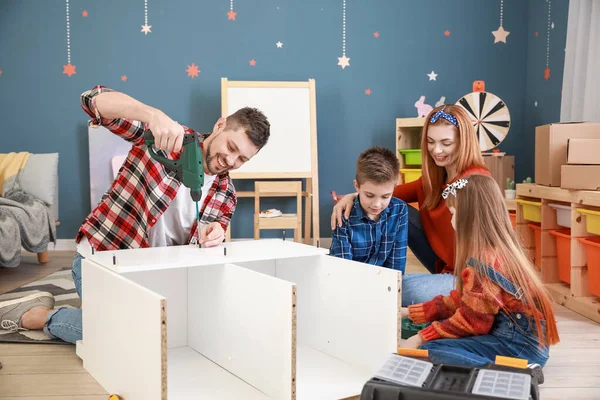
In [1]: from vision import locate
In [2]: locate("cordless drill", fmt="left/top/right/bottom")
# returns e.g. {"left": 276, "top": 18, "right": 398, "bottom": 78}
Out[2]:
{"left": 144, "top": 130, "right": 204, "bottom": 239}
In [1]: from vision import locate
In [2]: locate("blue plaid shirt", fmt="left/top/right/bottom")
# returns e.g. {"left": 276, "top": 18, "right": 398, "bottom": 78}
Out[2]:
{"left": 330, "top": 196, "right": 408, "bottom": 273}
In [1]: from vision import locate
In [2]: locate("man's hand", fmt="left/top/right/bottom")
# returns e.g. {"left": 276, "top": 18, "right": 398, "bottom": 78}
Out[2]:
{"left": 199, "top": 222, "right": 225, "bottom": 248}
{"left": 148, "top": 110, "right": 185, "bottom": 153}
{"left": 403, "top": 333, "right": 425, "bottom": 349}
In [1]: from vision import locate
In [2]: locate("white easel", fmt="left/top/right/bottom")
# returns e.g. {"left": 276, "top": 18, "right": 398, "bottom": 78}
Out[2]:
{"left": 221, "top": 78, "right": 320, "bottom": 245}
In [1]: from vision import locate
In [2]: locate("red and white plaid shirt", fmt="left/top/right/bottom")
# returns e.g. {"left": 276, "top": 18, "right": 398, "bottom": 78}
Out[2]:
{"left": 76, "top": 85, "right": 236, "bottom": 251}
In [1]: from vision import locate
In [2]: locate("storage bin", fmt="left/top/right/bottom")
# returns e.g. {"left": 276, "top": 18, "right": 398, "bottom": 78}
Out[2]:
{"left": 516, "top": 199, "right": 542, "bottom": 223}
{"left": 398, "top": 149, "right": 422, "bottom": 165}
{"left": 528, "top": 223, "right": 541, "bottom": 270}
{"left": 400, "top": 169, "right": 422, "bottom": 183}
{"left": 578, "top": 209, "right": 600, "bottom": 236}
{"left": 577, "top": 237, "right": 600, "bottom": 297}
{"left": 509, "top": 211, "right": 517, "bottom": 230}
{"left": 549, "top": 229, "right": 572, "bottom": 284}
{"left": 549, "top": 203, "right": 572, "bottom": 228}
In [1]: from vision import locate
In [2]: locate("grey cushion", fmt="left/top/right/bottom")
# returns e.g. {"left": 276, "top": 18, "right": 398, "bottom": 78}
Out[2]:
{"left": 19, "top": 153, "right": 59, "bottom": 208}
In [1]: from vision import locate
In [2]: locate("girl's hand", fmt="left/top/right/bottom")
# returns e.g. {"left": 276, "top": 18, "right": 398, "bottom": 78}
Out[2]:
{"left": 400, "top": 307, "right": 410, "bottom": 320}
{"left": 403, "top": 333, "right": 425, "bottom": 349}
{"left": 330, "top": 193, "right": 358, "bottom": 229}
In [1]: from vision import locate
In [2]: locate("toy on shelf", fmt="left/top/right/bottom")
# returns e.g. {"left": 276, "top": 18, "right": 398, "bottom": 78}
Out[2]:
{"left": 435, "top": 96, "right": 446, "bottom": 108}
{"left": 523, "top": 177, "right": 533, "bottom": 184}
{"left": 415, "top": 96, "right": 434, "bottom": 118}
{"left": 506, "top": 178, "right": 516, "bottom": 199}
{"left": 360, "top": 351, "right": 542, "bottom": 400}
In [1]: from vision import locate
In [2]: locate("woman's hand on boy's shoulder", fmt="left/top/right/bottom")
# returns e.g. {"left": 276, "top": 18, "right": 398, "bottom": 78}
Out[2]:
{"left": 330, "top": 193, "right": 358, "bottom": 229}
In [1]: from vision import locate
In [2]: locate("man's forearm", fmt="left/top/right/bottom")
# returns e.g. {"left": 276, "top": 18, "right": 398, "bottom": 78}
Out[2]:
{"left": 94, "top": 91, "right": 159, "bottom": 123}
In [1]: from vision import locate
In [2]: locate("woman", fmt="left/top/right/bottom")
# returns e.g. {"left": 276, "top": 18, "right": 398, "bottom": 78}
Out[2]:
{"left": 331, "top": 105, "right": 490, "bottom": 304}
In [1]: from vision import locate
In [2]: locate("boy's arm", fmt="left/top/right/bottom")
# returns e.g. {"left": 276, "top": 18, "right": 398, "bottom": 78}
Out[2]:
{"left": 383, "top": 202, "right": 408, "bottom": 273}
{"left": 330, "top": 219, "right": 353, "bottom": 260}
{"left": 81, "top": 86, "right": 185, "bottom": 152}
{"left": 414, "top": 268, "right": 501, "bottom": 342}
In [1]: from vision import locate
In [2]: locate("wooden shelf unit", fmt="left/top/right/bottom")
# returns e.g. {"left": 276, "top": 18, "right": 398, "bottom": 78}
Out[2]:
{"left": 395, "top": 117, "right": 425, "bottom": 184}
{"left": 516, "top": 183, "right": 600, "bottom": 323}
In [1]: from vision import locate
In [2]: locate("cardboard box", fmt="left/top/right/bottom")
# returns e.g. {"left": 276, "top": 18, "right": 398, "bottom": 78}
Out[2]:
{"left": 567, "top": 139, "right": 600, "bottom": 165}
{"left": 561, "top": 165, "right": 600, "bottom": 190}
{"left": 535, "top": 122, "right": 600, "bottom": 186}
{"left": 483, "top": 154, "right": 514, "bottom": 190}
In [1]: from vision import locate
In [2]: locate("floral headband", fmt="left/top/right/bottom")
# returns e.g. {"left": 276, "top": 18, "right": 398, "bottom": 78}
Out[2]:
{"left": 430, "top": 106, "right": 459, "bottom": 128}
{"left": 442, "top": 178, "right": 468, "bottom": 199}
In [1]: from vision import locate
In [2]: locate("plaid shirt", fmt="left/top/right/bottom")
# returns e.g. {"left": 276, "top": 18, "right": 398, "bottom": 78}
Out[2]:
{"left": 330, "top": 196, "right": 408, "bottom": 273}
{"left": 76, "top": 85, "right": 236, "bottom": 251}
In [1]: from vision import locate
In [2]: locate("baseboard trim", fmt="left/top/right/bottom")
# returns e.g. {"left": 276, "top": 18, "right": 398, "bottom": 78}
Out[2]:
{"left": 51, "top": 239, "right": 78, "bottom": 251}
{"left": 46, "top": 237, "right": 332, "bottom": 251}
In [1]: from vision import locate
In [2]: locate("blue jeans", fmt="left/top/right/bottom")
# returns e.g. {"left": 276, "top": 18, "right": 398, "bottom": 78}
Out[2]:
{"left": 420, "top": 312, "right": 550, "bottom": 367}
{"left": 402, "top": 273, "right": 454, "bottom": 306}
{"left": 43, "top": 253, "right": 84, "bottom": 344}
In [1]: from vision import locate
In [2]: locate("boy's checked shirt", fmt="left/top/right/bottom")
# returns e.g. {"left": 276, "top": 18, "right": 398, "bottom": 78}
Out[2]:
{"left": 330, "top": 196, "right": 408, "bottom": 273}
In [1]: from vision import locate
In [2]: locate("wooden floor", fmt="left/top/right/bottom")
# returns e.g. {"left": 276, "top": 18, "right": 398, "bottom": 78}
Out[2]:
{"left": 0, "top": 251, "right": 599, "bottom": 399}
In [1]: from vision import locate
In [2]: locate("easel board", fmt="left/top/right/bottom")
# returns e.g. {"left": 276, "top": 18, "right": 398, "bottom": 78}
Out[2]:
{"left": 221, "top": 78, "right": 320, "bottom": 245}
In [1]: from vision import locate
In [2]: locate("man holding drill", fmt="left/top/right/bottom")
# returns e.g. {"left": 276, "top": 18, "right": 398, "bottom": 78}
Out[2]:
{"left": 0, "top": 85, "right": 270, "bottom": 344}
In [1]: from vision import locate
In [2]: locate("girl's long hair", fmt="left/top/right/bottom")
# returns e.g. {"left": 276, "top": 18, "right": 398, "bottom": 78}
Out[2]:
{"left": 446, "top": 174, "right": 560, "bottom": 347}
{"left": 421, "top": 105, "right": 486, "bottom": 210}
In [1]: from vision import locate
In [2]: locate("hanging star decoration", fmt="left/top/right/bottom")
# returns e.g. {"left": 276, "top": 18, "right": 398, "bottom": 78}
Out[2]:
{"left": 63, "top": 63, "right": 76, "bottom": 77}
{"left": 0, "top": 70, "right": 3, "bottom": 76}
{"left": 551, "top": 22, "right": 555, "bottom": 29}
{"left": 544, "top": 67, "right": 551, "bottom": 80}
{"left": 444, "top": 30, "right": 451, "bottom": 36}
{"left": 249, "top": 59, "right": 256, "bottom": 66}
{"left": 186, "top": 63, "right": 200, "bottom": 79}
{"left": 535, "top": 31, "right": 539, "bottom": 37}
{"left": 427, "top": 71, "right": 438, "bottom": 81}
{"left": 534, "top": 101, "right": 538, "bottom": 107}
{"left": 373, "top": 31, "right": 380, "bottom": 38}
{"left": 492, "top": 26, "right": 510, "bottom": 43}
{"left": 82, "top": 10, "right": 88, "bottom": 17}
{"left": 492, "top": 0, "right": 509, "bottom": 44}
{"left": 337, "top": 55, "right": 350, "bottom": 69}
{"left": 141, "top": 24, "right": 152, "bottom": 35}
{"left": 276, "top": 41, "right": 283, "bottom": 48}
{"left": 365, "top": 89, "right": 371, "bottom": 95}
{"left": 227, "top": 9, "right": 236, "bottom": 20}
{"left": 121, "top": 75, "right": 128, "bottom": 82}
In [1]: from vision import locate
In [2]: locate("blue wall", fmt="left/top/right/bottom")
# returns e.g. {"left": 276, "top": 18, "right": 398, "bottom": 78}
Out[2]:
{"left": 0, "top": 0, "right": 569, "bottom": 240}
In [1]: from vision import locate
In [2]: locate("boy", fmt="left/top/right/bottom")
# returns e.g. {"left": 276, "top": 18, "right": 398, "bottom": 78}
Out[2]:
{"left": 330, "top": 146, "right": 408, "bottom": 273}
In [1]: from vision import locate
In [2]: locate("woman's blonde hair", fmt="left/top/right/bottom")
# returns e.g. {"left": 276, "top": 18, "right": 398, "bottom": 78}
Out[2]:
{"left": 446, "top": 174, "right": 560, "bottom": 347}
{"left": 421, "top": 105, "right": 486, "bottom": 210}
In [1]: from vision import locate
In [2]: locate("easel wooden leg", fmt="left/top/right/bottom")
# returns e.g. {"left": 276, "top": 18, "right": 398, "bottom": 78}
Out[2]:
{"left": 304, "top": 178, "right": 312, "bottom": 245}
{"left": 311, "top": 177, "right": 320, "bottom": 247}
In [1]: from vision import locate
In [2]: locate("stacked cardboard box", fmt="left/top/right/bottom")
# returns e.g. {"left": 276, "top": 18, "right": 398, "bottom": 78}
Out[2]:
{"left": 535, "top": 122, "right": 600, "bottom": 188}
{"left": 561, "top": 138, "right": 600, "bottom": 190}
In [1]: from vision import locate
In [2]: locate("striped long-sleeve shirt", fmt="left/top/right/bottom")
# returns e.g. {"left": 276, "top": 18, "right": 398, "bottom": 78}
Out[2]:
{"left": 408, "top": 264, "right": 527, "bottom": 342}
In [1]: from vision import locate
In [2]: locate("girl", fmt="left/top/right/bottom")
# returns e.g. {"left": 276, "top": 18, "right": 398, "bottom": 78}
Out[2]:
{"left": 402, "top": 174, "right": 560, "bottom": 369}
{"left": 331, "top": 105, "right": 490, "bottom": 304}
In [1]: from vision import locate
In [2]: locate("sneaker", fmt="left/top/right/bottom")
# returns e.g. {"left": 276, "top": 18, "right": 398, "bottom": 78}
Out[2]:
{"left": 0, "top": 291, "right": 55, "bottom": 333}
{"left": 527, "top": 363, "right": 544, "bottom": 385}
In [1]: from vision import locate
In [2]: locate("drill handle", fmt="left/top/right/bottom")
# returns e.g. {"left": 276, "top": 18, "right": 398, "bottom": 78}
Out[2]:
{"left": 144, "top": 130, "right": 178, "bottom": 167}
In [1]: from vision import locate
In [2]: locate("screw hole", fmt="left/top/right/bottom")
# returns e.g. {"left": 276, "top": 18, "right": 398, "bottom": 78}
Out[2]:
{"left": 388, "top": 286, "right": 391, "bottom": 292}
